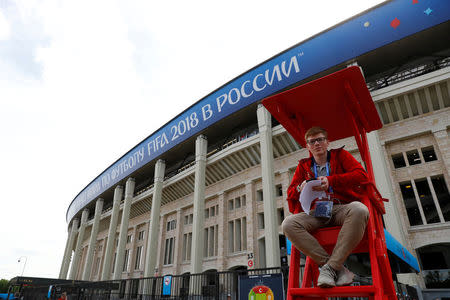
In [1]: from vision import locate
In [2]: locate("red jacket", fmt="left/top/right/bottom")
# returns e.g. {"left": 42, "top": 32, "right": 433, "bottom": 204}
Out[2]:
{"left": 287, "top": 147, "right": 368, "bottom": 213}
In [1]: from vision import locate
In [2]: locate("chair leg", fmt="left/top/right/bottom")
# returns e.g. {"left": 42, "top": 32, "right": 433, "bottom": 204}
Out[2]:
{"left": 287, "top": 246, "right": 301, "bottom": 300}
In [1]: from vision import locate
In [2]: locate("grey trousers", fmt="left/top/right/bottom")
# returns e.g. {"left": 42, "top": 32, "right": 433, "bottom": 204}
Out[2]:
{"left": 282, "top": 201, "right": 369, "bottom": 271}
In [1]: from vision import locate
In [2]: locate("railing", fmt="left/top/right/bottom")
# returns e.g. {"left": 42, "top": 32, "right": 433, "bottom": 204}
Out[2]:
{"left": 19, "top": 265, "right": 423, "bottom": 300}
{"left": 366, "top": 56, "right": 450, "bottom": 91}
{"left": 22, "top": 267, "right": 288, "bottom": 300}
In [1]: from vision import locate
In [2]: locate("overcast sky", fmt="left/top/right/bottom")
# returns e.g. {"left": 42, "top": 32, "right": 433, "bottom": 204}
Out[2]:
{"left": 0, "top": 0, "right": 385, "bottom": 280}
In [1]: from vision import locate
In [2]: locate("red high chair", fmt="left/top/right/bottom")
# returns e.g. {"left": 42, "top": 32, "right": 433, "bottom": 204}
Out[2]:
{"left": 262, "top": 66, "right": 396, "bottom": 300}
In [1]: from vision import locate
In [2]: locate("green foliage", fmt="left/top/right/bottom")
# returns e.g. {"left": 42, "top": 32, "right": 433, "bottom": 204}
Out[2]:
{"left": 0, "top": 279, "right": 10, "bottom": 293}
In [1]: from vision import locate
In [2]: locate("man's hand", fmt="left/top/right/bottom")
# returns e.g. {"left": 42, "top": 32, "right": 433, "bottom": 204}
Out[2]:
{"left": 296, "top": 180, "right": 308, "bottom": 193}
{"left": 312, "top": 176, "right": 329, "bottom": 191}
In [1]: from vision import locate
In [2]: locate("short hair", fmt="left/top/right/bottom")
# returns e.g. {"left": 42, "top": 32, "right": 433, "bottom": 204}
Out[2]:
{"left": 305, "top": 127, "right": 328, "bottom": 141}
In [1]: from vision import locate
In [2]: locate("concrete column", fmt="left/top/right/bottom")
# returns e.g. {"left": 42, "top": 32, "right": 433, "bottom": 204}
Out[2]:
{"left": 216, "top": 192, "right": 226, "bottom": 270}
{"left": 59, "top": 218, "right": 79, "bottom": 279}
{"left": 257, "top": 104, "right": 281, "bottom": 267}
{"left": 82, "top": 198, "right": 104, "bottom": 280}
{"left": 190, "top": 135, "right": 208, "bottom": 274}
{"left": 367, "top": 131, "right": 420, "bottom": 287}
{"left": 101, "top": 185, "right": 123, "bottom": 280}
{"left": 367, "top": 131, "right": 408, "bottom": 245}
{"left": 113, "top": 178, "right": 135, "bottom": 280}
{"left": 69, "top": 209, "right": 89, "bottom": 280}
{"left": 59, "top": 225, "right": 72, "bottom": 279}
{"left": 280, "top": 170, "right": 292, "bottom": 217}
{"left": 144, "top": 159, "right": 166, "bottom": 278}
{"left": 156, "top": 214, "right": 167, "bottom": 275}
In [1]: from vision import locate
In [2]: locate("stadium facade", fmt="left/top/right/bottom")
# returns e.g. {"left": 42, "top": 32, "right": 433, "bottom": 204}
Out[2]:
{"left": 59, "top": 0, "right": 450, "bottom": 291}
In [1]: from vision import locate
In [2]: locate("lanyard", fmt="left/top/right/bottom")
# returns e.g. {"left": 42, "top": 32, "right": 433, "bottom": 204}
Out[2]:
{"left": 313, "top": 161, "right": 333, "bottom": 193}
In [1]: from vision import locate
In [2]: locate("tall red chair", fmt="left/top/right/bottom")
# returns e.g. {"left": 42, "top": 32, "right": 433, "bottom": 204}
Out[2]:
{"left": 262, "top": 66, "right": 396, "bottom": 300}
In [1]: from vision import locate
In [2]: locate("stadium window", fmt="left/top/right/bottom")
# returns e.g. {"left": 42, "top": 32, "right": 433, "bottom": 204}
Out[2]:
{"left": 138, "top": 230, "right": 145, "bottom": 241}
{"left": 216, "top": 205, "right": 219, "bottom": 215}
{"left": 421, "top": 146, "right": 437, "bottom": 162}
{"left": 205, "top": 208, "right": 209, "bottom": 219}
{"left": 111, "top": 253, "right": 116, "bottom": 273}
{"left": 215, "top": 225, "right": 219, "bottom": 256}
{"left": 257, "top": 189, "right": 264, "bottom": 201}
{"left": 167, "top": 220, "right": 176, "bottom": 231}
{"left": 134, "top": 246, "right": 142, "bottom": 270}
{"left": 258, "top": 213, "right": 265, "bottom": 229}
{"left": 399, "top": 181, "right": 423, "bottom": 226}
{"left": 415, "top": 178, "right": 440, "bottom": 224}
{"left": 182, "top": 232, "right": 192, "bottom": 261}
{"left": 276, "top": 184, "right": 283, "bottom": 197}
{"left": 228, "top": 199, "right": 234, "bottom": 211}
{"left": 278, "top": 208, "right": 285, "bottom": 225}
{"left": 210, "top": 206, "right": 215, "bottom": 217}
{"left": 127, "top": 234, "right": 133, "bottom": 244}
{"left": 391, "top": 153, "right": 406, "bottom": 169}
{"left": 123, "top": 249, "right": 130, "bottom": 272}
{"left": 406, "top": 149, "right": 421, "bottom": 166}
{"left": 209, "top": 226, "right": 215, "bottom": 257}
{"left": 235, "top": 219, "right": 242, "bottom": 251}
{"left": 228, "top": 221, "right": 234, "bottom": 253}
{"left": 187, "top": 233, "right": 192, "bottom": 260}
{"left": 242, "top": 218, "right": 247, "bottom": 251}
{"left": 164, "top": 237, "right": 175, "bottom": 265}
{"left": 204, "top": 228, "right": 209, "bottom": 256}
{"left": 184, "top": 215, "right": 189, "bottom": 225}
{"left": 182, "top": 233, "right": 189, "bottom": 261}
{"left": 235, "top": 197, "right": 241, "bottom": 209}
{"left": 241, "top": 195, "right": 246, "bottom": 207}
{"left": 93, "top": 257, "right": 100, "bottom": 276}
{"left": 431, "top": 175, "right": 450, "bottom": 222}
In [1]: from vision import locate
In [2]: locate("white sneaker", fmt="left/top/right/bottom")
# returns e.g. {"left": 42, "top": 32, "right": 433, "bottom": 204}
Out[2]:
{"left": 317, "top": 264, "right": 337, "bottom": 288}
{"left": 336, "top": 265, "right": 354, "bottom": 286}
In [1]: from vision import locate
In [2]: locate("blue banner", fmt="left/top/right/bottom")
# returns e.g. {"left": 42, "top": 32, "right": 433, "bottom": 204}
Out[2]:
{"left": 384, "top": 229, "right": 420, "bottom": 272}
{"left": 67, "top": 0, "right": 450, "bottom": 222}
{"left": 162, "top": 275, "right": 172, "bottom": 296}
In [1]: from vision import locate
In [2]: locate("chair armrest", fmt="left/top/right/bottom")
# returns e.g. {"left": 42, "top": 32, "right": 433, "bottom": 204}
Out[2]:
{"left": 360, "top": 181, "right": 387, "bottom": 215}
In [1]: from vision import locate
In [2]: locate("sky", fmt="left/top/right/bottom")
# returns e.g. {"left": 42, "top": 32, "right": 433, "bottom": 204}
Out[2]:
{"left": 0, "top": 0, "right": 385, "bottom": 280}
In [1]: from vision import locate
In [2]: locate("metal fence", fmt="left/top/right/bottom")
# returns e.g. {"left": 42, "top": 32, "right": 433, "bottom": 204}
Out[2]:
{"left": 21, "top": 267, "right": 288, "bottom": 300}
{"left": 19, "top": 266, "right": 421, "bottom": 300}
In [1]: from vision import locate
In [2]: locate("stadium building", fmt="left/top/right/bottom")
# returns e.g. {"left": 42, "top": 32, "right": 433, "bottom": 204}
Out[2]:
{"left": 59, "top": 0, "right": 450, "bottom": 294}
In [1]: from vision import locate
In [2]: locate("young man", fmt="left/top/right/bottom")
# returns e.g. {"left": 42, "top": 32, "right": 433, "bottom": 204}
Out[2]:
{"left": 282, "top": 126, "right": 369, "bottom": 288}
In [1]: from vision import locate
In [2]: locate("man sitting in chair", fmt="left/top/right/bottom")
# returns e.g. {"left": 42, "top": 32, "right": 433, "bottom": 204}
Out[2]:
{"left": 282, "top": 126, "right": 369, "bottom": 288}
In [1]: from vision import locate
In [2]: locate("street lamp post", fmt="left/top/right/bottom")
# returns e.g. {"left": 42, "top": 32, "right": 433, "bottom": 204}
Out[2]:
{"left": 18, "top": 256, "right": 27, "bottom": 276}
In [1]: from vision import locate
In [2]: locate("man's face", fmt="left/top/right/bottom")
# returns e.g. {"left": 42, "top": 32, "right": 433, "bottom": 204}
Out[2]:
{"left": 305, "top": 133, "right": 329, "bottom": 157}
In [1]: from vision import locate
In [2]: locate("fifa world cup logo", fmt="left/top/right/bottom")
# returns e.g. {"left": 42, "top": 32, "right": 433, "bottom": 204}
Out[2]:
{"left": 248, "top": 285, "right": 274, "bottom": 300}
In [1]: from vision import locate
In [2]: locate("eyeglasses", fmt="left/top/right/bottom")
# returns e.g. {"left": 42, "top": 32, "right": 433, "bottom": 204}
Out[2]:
{"left": 306, "top": 137, "right": 327, "bottom": 145}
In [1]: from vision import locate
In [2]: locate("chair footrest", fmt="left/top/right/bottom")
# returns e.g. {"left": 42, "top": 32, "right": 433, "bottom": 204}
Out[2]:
{"left": 290, "top": 285, "right": 377, "bottom": 297}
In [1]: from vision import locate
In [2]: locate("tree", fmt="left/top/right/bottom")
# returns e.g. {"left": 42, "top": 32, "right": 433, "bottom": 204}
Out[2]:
{"left": 0, "top": 279, "right": 10, "bottom": 293}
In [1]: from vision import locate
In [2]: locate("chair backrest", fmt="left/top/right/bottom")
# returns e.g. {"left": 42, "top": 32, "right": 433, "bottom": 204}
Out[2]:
{"left": 262, "top": 66, "right": 381, "bottom": 183}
